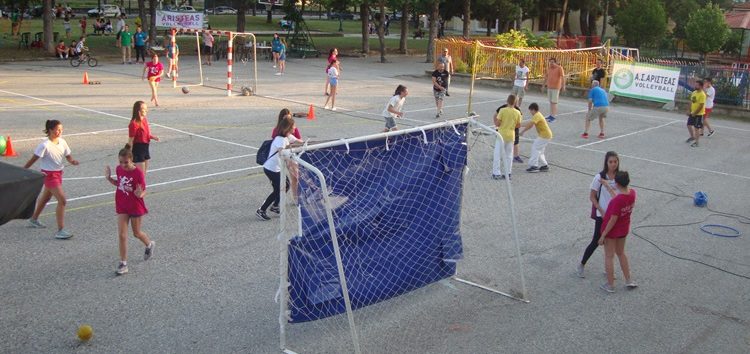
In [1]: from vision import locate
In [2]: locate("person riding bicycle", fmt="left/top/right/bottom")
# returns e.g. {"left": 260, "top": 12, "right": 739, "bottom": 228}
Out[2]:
{"left": 73, "top": 36, "right": 88, "bottom": 58}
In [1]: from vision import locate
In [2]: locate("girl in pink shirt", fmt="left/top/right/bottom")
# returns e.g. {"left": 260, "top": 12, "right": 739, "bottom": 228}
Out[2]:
{"left": 128, "top": 101, "right": 160, "bottom": 174}
{"left": 142, "top": 53, "right": 164, "bottom": 106}
{"left": 598, "top": 171, "right": 637, "bottom": 293}
{"left": 105, "top": 146, "right": 154, "bottom": 275}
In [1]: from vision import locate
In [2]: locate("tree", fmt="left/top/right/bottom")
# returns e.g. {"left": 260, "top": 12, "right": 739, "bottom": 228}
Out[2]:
{"left": 666, "top": 0, "right": 699, "bottom": 41}
{"left": 359, "top": 0, "right": 369, "bottom": 54}
{"left": 376, "top": 0, "right": 387, "bottom": 62}
{"left": 137, "top": 0, "right": 147, "bottom": 35}
{"left": 612, "top": 0, "right": 667, "bottom": 48}
{"left": 149, "top": 0, "right": 157, "bottom": 46}
{"left": 399, "top": 0, "right": 410, "bottom": 53}
{"left": 235, "top": 0, "right": 248, "bottom": 32}
{"left": 43, "top": 0, "right": 53, "bottom": 54}
{"left": 462, "top": 0, "right": 470, "bottom": 38}
{"left": 685, "top": 3, "right": 731, "bottom": 60}
{"left": 426, "top": 0, "right": 439, "bottom": 63}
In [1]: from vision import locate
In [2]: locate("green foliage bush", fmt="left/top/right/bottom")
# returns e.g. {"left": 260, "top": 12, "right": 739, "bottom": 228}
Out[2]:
{"left": 495, "top": 29, "right": 527, "bottom": 48}
{"left": 454, "top": 57, "right": 469, "bottom": 74}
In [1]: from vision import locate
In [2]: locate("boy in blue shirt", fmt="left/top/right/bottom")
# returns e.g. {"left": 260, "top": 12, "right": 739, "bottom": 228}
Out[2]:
{"left": 582, "top": 80, "right": 609, "bottom": 139}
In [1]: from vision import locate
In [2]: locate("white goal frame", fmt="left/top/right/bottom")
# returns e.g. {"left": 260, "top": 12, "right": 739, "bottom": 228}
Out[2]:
{"left": 277, "top": 117, "right": 528, "bottom": 354}
{"left": 171, "top": 28, "right": 259, "bottom": 96}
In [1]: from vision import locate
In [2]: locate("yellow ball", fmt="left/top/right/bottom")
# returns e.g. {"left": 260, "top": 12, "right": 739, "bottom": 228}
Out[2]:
{"left": 77, "top": 325, "right": 93, "bottom": 341}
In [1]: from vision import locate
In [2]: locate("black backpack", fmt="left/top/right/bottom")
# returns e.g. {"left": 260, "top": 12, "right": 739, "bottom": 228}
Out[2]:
{"left": 256, "top": 139, "right": 277, "bottom": 165}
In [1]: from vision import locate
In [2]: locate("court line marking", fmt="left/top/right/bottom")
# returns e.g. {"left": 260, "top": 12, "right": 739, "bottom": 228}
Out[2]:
{"left": 48, "top": 166, "right": 261, "bottom": 205}
{"left": 14, "top": 128, "right": 130, "bottom": 143}
{"left": 575, "top": 121, "right": 680, "bottom": 148}
{"left": 63, "top": 153, "right": 256, "bottom": 180}
{"left": 0, "top": 89, "right": 257, "bottom": 150}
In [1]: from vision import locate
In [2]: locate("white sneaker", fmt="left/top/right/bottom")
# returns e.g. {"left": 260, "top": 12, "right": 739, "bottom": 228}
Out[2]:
{"left": 54, "top": 229, "right": 73, "bottom": 239}
{"left": 331, "top": 107, "right": 336, "bottom": 111}
{"left": 273, "top": 65, "right": 277, "bottom": 68}
{"left": 625, "top": 280, "right": 638, "bottom": 289}
{"left": 274, "top": 72, "right": 282, "bottom": 76}
{"left": 600, "top": 282, "right": 615, "bottom": 293}
{"left": 576, "top": 264, "right": 585, "bottom": 278}
{"left": 28, "top": 219, "right": 46, "bottom": 228}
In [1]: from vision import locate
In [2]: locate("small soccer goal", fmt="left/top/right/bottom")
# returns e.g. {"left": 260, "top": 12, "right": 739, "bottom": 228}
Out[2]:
{"left": 171, "top": 28, "right": 259, "bottom": 96}
{"left": 277, "top": 117, "right": 528, "bottom": 353}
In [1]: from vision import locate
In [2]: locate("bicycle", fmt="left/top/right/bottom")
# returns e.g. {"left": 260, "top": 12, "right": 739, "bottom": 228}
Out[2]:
{"left": 70, "top": 51, "right": 98, "bottom": 67}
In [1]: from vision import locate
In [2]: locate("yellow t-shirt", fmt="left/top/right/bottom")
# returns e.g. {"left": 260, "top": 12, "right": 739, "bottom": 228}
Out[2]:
{"left": 531, "top": 112, "right": 553, "bottom": 139}
{"left": 690, "top": 90, "right": 706, "bottom": 116}
{"left": 497, "top": 107, "right": 522, "bottom": 143}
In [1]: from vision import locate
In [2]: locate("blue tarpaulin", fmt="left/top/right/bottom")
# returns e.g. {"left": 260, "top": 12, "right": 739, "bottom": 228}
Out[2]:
{"left": 287, "top": 124, "right": 468, "bottom": 323}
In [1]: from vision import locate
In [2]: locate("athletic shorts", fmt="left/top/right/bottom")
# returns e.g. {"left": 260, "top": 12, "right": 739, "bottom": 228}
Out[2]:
{"left": 511, "top": 85, "right": 525, "bottom": 99}
{"left": 41, "top": 170, "right": 63, "bottom": 189}
{"left": 514, "top": 127, "right": 520, "bottom": 145}
{"left": 279, "top": 54, "right": 286, "bottom": 61}
{"left": 132, "top": 142, "right": 150, "bottom": 163}
{"left": 433, "top": 90, "right": 445, "bottom": 101}
{"left": 147, "top": 75, "right": 161, "bottom": 83}
{"left": 704, "top": 108, "right": 712, "bottom": 118}
{"left": 586, "top": 106, "right": 608, "bottom": 121}
{"left": 329, "top": 78, "right": 338, "bottom": 86}
{"left": 547, "top": 88, "right": 560, "bottom": 104}
{"left": 687, "top": 115, "right": 703, "bottom": 129}
{"left": 384, "top": 116, "right": 397, "bottom": 130}
{"left": 203, "top": 45, "right": 212, "bottom": 55}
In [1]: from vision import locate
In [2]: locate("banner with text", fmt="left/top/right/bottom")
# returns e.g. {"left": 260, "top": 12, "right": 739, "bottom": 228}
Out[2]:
{"left": 155, "top": 11, "right": 204, "bottom": 30}
{"left": 609, "top": 60, "right": 680, "bottom": 103}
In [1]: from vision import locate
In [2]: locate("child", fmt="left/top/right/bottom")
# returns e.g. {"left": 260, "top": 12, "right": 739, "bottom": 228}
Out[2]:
{"left": 257, "top": 117, "right": 300, "bottom": 221}
{"left": 323, "top": 60, "right": 339, "bottom": 110}
{"left": 142, "top": 53, "right": 164, "bottom": 106}
{"left": 598, "top": 171, "right": 637, "bottom": 293}
{"left": 492, "top": 95, "right": 522, "bottom": 180}
{"left": 165, "top": 36, "right": 179, "bottom": 79}
{"left": 271, "top": 33, "right": 282, "bottom": 68}
{"left": 24, "top": 120, "right": 79, "bottom": 239}
{"left": 519, "top": 103, "right": 553, "bottom": 172}
{"left": 63, "top": 16, "right": 72, "bottom": 39}
{"left": 382, "top": 85, "right": 408, "bottom": 132}
{"left": 275, "top": 39, "right": 286, "bottom": 75}
{"left": 55, "top": 41, "right": 68, "bottom": 59}
{"left": 105, "top": 145, "right": 155, "bottom": 275}
{"left": 128, "top": 100, "right": 160, "bottom": 173}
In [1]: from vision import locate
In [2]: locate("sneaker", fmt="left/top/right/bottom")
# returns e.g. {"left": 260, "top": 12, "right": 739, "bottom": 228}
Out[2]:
{"left": 445, "top": 92, "right": 450, "bottom": 96}
{"left": 28, "top": 219, "right": 46, "bottom": 229}
{"left": 700, "top": 133, "right": 704, "bottom": 136}
{"left": 54, "top": 229, "right": 73, "bottom": 239}
{"left": 116, "top": 262, "right": 128, "bottom": 275}
{"left": 685, "top": 137, "right": 694, "bottom": 143}
{"left": 600, "top": 282, "right": 615, "bottom": 293}
{"left": 707, "top": 130, "right": 715, "bottom": 137}
{"left": 144, "top": 241, "right": 155, "bottom": 261}
{"left": 581, "top": 133, "right": 589, "bottom": 139}
{"left": 324, "top": 105, "right": 330, "bottom": 110}
{"left": 166, "top": 73, "right": 171, "bottom": 79}
{"left": 331, "top": 107, "right": 336, "bottom": 111}
{"left": 625, "top": 280, "right": 638, "bottom": 289}
{"left": 275, "top": 72, "right": 282, "bottom": 76}
{"left": 514, "top": 156, "right": 524, "bottom": 163}
{"left": 598, "top": 133, "right": 605, "bottom": 139}
{"left": 545, "top": 115, "right": 556, "bottom": 123}
{"left": 526, "top": 166, "right": 539, "bottom": 173}
{"left": 491, "top": 174, "right": 503, "bottom": 180}
{"left": 576, "top": 264, "right": 585, "bottom": 278}
{"left": 539, "top": 165, "right": 550, "bottom": 172}
{"left": 269, "top": 205, "right": 280, "bottom": 214}
{"left": 256, "top": 208, "right": 271, "bottom": 221}
{"left": 273, "top": 65, "right": 277, "bottom": 68}
{"left": 690, "top": 142, "right": 699, "bottom": 148}
{"left": 435, "top": 113, "right": 441, "bottom": 119}
{"left": 439, "top": 109, "right": 444, "bottom": 115}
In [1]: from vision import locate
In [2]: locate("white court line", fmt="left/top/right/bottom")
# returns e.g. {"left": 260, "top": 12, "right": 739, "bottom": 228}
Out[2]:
{"left": 63, "top": 153, "right": 256, "bottom": 180}
{"left": 49, "top": 166, "right": 261, "bottom": 205}
{"left": 14, "top": 128, "right": 129, "bottom": 143}
{"left": 576, "top": 121, "right": 680, "bottom": 148}
{"left": 0, "top": 89, "right": 257, "bottom": 150}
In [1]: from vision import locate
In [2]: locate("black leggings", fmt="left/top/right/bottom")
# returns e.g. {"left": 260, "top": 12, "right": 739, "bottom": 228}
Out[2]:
{"left": 581, "top": 217, "right": 603, "bottom": 265}
{"left": 134, "top": 45, "right": 146, "bottom": 63}
{"left": 261, "top": 168, "right": 281, "bottom": 211}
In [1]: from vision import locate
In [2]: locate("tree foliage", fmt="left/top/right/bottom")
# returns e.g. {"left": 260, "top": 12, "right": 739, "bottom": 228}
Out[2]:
{"left": 685, "top": 3, "right": 730, "bottom": 58}
{"left": 612, "top": 0, "right": 667, "bottom": 48}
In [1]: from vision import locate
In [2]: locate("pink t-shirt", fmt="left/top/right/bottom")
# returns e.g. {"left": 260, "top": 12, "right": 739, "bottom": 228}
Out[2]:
{"left": 146, "top": 62, "right": 163, "bottom": 82}
{"left": 601, "top": 189, "right": 636, "bottom": 239}
{"left": 115, "top": 165, "right": 148, "bottom": 216}
{"left": 271, "top": 127, "right": 301, "bottom": 140}
{"left": 128, "top": 117, "right": 152, "bottom": 144}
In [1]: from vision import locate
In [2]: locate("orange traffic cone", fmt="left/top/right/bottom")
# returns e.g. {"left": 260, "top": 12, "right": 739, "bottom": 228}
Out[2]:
{"left": 307, "top": 104, "right": 315, "bottom": 120}
{"left": 3, "top": 136, "right": 18, "bottom": 157}
{"left": 82, "top": 71, "right": 89, "bottom": 85}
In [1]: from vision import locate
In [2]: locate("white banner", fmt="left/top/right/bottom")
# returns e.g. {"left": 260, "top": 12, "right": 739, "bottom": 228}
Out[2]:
{"left": 609, "top": 60, "right": 681, "bottom": 103}
{"left": 155, "top": 10, "right": 204, "bottom": 29}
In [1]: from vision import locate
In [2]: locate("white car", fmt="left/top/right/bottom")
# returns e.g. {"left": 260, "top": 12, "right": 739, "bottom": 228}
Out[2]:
{"left": 87, "top": 4, "right": 120, "bottom": 18}
{"left": 178, "top": 6, "right": 198, "bottom": 12}
{"left": 213, "top": 6, "right": 237, "bottom": 15}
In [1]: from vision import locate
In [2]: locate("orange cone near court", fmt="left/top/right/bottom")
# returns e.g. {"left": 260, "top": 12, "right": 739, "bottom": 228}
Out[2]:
{"left": 3, "top": 136, "right": 18, "bottom": 157}
{"left": 307, "top": 105, "right": 315, "bottom": 120}
{"left": 82, "top": 71, "right": 89, "bottom": 85}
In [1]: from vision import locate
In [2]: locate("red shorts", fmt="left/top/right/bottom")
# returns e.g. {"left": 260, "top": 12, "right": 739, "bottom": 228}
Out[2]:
{"left": 704, "top": 108, "right": 712, "bottom": 118}
{"left": 41, "top": 170, "right": 63, "bottom": 189}
{"left": 148, "top": 75, "right": 161, "bottom": 83}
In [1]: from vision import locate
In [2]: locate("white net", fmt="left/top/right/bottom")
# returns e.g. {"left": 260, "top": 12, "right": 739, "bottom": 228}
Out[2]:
{"left": 278, "top": 118, "right": 527, "bottom": 353}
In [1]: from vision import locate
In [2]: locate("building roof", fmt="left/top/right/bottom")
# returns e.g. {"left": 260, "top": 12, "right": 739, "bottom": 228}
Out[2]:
{"left": 726, "top": 11, "right": 750, "bottom": 30}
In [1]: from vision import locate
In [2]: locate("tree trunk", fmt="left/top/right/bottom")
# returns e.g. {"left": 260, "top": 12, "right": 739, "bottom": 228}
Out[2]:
{"left": 426, "top": 0, "right": 438, "bottom": 63}
{"left": 301, "top": 0, "right": 305, "bottom": 13}
{"left": 462, "top": 0, "right": 470, "bottom": 38}
{"left": 486, "top": 19, "right": 492, "bottom": 36}
{"left": 587, "top": 11, "right": 597, "bottom": 46}
{"left": 137, "top": 0, "right": 146, "bottom": 33}
{"left": 377, "top": 0, "right": 387, "bottom": 62}
{"left": 43, "top": 0, "right": 54, "bottom": 54}
{"left": 236, "top": 0, "right": 247, "bottom": 32}
{"left": 600, "top": 0, "right": 608, "bottom": 40}
{"left": 360, "top": 1, "right": 369, "bottom": 55}
{"left": 399, "top": 2, "right": 408, "bottom": 53}
{"left": 563, "top": 7, "right": 571, "bottom": 36}
{"left": 579, "top": 10, "right": 589, "bottom": 37}
{"left": 558, "top": 0, "right": 569, "bottom": 36}
{"left": 266, "top": 2, "right": 273, "bottom": 24}
{"left": 149, "top": 0, "right": 157, "bottom": 46}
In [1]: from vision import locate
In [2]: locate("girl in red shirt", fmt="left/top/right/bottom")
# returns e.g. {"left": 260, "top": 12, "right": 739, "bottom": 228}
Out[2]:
{"left": 598, "top": 171, "right": 638, "bottom": 293}
{"left": 324, "top": 48, "right": 338, "bottom": 96}
{"left": 105, "top": 146, "right": 155, "bottom": 275}
{"left": 142, "top": 53, "right": 164, "bottom": 106}
{"left": 128, "top": 101, "right": 159, "bottom": 174}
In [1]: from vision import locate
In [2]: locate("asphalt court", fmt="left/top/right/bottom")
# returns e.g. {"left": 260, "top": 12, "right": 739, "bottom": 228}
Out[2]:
{"left": 1, "top": 55, "right": 749, "bottom": 353}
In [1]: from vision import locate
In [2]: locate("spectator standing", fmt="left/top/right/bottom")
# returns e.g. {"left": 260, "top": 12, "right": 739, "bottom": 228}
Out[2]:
{"left": 686, "top": 80, "right": 706, "bottom": 148}
{"left": 512, "top": 58, "right": 530, "bottom": 107}
{"left": 202, "top": 31, "right": 214, "bottom": 66}
{"left": 437, "top": 48, "right": 454, "bottom": 96}
{"left": 544, "top": 58, "right": 565, "bottom": 120}
{"left": 63, "top": 16, "right": 72, "bottom": 39}
{"left": 120, "top": 24, "right": 134, "bottom": 64}
{"left": 115, "top": 14, "right": 126, "bottom": 34}
{"left": 702, "top": 77, "right": 716, "bottom": 137}
{"left": 133, "top": 26, "right": 148, "bottom": 63}
{"left": 79, "top": 17, "right": 87, "bottom": 36}
{"left": 591, "top": 59, "right": 606, "bottom": 84}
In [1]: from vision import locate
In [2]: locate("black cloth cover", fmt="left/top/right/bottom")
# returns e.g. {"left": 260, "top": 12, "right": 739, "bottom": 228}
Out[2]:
{"left": 0, "top": 162, "right": 44, "bottom": 226}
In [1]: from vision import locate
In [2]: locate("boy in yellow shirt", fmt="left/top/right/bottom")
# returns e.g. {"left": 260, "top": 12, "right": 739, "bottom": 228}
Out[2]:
{"left": 519, "top": 103, "right": 553, "bottom": 172}
{"left": 686, "top": 80, "right": 706, "bottom": 148}
{"left": 493, "top": 95, "right": 522, "bottom": 180}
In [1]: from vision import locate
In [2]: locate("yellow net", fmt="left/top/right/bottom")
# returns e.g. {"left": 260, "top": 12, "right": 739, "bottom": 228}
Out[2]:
{"left": 436, "top": 38, "right": 611, "bottom": 88}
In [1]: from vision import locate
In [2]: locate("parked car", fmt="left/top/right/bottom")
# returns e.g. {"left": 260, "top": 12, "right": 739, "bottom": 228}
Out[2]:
{"left": 328, "top": 12, "right": 354, "bottom": 20}
{"left": 213, "top": 6, "right": 237, "bottom": 15}
{"left": 178, "top": 6, "right": 198, "bottom": 12}
{"left": 87, "top": 5, "right": 120, "bottom": 18}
